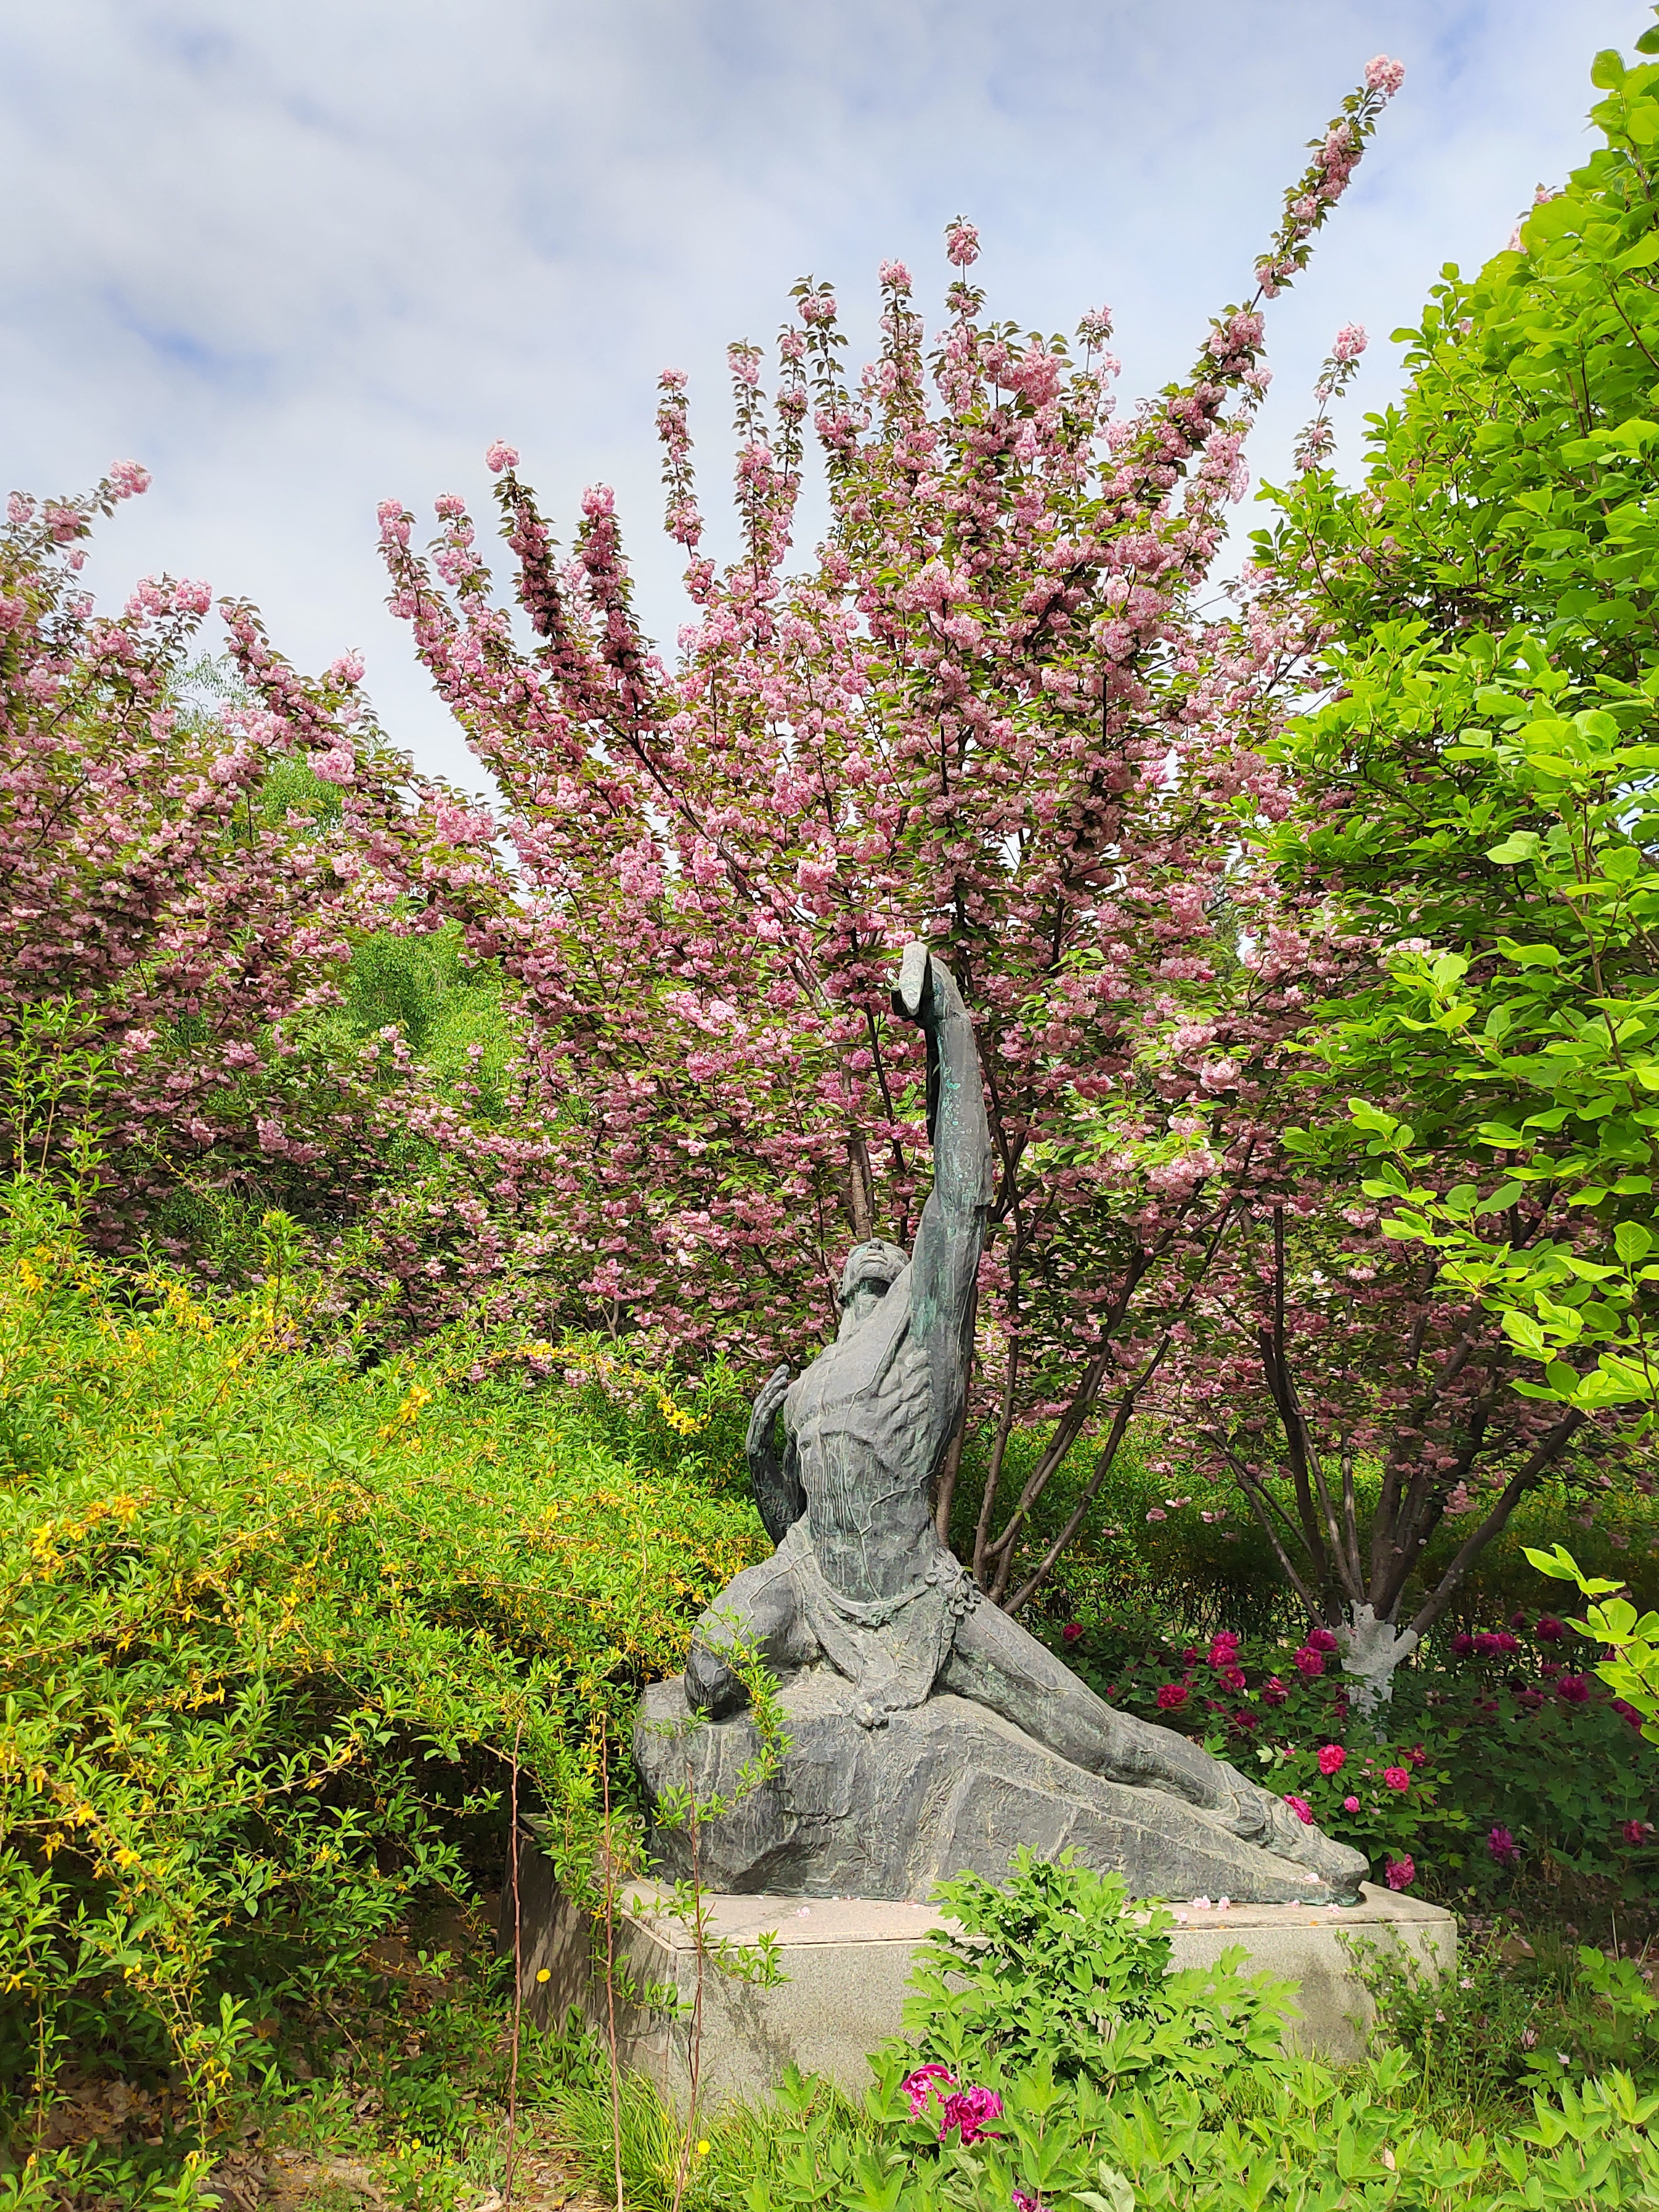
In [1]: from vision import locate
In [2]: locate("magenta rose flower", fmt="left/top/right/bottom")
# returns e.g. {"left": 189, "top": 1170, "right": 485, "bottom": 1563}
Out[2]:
{"left": 939, "top": 2084, "right": 1003, "bottom": 2145}
{"left": 901, "top": 2064, "right": 953, "bottom": 2119}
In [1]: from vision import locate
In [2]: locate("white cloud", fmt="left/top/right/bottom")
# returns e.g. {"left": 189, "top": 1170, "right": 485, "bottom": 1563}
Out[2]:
{"left": 0, "top": 0, "right": 1645, "bottom": 792}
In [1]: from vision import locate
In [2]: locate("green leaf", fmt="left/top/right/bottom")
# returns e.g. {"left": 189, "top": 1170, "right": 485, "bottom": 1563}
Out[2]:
{"left": 1346, "top": 1098, "right": 1399, "bottom": 1135}
{"left": 1502, "top": 1311, "right": 1549, "bottom": 1356}
{"left": 1486, "top": 832, "right": 1541, "bottom": 864}
{"left": 1476, "top": 1122, "right": 1528, "bottom": 1149}
{"left": 1615, "top": 1219, "right": 1654, "bottom": 1262}
{"left": 1591, "top": 48, "right": 1628, "bottom": 87}
{"left": 1522, "top": 1543, "right": 1584, "bottom": 1583}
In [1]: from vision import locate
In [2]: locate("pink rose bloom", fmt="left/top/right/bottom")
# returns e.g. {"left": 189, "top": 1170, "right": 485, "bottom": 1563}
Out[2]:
{"left": 1156, "top": 1682, "right": 1188, "bottom": 1711}
{"left": 1261, "top": 1677, "right": 1289, "bottom": 1707}
{"left": 939, "top": 2084, "right": 1002, "bottom": 2145}
{"left": 1317, "top": 1744, "right": 1346, "bottom": 1777}
{"left": 1383, "top": 1767, "right": 1410, "bottom": 1793}
{"left": 1556, "top": 1675, "right": 1592, "bottom": 1705}
{"left": 1308, "top": 1628, "right": 1338, "bottom": 1653}
{"left": 1535, "top": 1617, "right": 1564, "bottom": 1643}
{"left": 1343, "top": 1795, "right": 1360, "bottom": 1813}
{"left": 1364, "top": 55, "right": 1406, "bottom": 96}
{"left": 1385, "top": 1855, "right": 1415, "bottom": 1891}
{"left": 1284, "top": 1795, "right": 1314, "bottom": 1825}
{"left": 1624, "top": 1819, "right": 1652, "bottom": 1844}
{"left": 1061, "top": 1622, "right": 1083, "bottom": 1644}
{"left": 486, "top": 441, "right": 520, "bottom": 474}
{"left": 901, "top": 2064, "right": 953, "bottom": 2119}
{"left": 1488, "top": 1826, "right": 1519, "bottom": 1865}
{"left": 1294, "top": 1648, "right": 1325, "bottom": 1678}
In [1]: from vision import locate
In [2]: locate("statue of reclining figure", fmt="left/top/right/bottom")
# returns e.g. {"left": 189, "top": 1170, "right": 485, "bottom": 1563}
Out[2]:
{"left": 674, "top": 945, "right": 1366, "bottom": 1904}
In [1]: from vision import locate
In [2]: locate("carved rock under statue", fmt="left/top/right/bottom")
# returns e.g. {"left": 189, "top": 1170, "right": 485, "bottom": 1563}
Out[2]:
{"left": 635, "top": 947, "right": 1368, "bottom": 1908}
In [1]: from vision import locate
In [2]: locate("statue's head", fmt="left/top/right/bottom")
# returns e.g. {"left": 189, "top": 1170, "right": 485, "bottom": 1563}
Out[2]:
{"left": 836, "top": 1238, "right": 908, "bottom": 1338}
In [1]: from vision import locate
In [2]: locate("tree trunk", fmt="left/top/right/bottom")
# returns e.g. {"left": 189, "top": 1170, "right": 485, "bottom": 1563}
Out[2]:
{"left": 1335, "top": 1601, "right": 1419, "bottom": 1722}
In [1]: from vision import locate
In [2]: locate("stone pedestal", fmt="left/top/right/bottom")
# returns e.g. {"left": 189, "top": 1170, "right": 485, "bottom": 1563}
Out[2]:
{"left": 507, "top": 1831, "right": 1456, "bottom": 2115}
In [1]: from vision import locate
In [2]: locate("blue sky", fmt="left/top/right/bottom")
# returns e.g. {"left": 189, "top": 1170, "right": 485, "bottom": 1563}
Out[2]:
{"left": 0, "top": 0, "right": 1646, "bottom": 793}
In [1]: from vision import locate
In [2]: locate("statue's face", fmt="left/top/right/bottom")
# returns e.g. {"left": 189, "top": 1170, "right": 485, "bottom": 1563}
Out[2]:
{"left": 836, "top": 1276, "right": 890, "bottom": 1339}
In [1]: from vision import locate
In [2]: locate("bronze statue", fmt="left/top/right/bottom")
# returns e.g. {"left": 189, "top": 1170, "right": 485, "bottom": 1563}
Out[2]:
{"left": 640, "top": 946, "right": 1368, "bottom": 1905}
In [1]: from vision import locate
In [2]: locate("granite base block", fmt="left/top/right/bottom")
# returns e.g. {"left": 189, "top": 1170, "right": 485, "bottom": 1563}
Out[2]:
{"left": 508, "top": 1833, "right": 1456, "bottom": 2115}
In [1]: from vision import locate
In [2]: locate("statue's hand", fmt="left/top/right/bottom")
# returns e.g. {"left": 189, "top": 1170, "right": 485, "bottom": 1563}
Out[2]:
{"left": 891, "top": 941, "right": 934, "bottom": 1024}
{"left": 745, "top": 1362, "right": 793, "bottom": 1461}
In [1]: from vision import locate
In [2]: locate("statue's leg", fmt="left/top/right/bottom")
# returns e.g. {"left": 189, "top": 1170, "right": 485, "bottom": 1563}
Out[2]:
{"left": 941, "top": 1600, "right": 1367, "bottom": 1892}
{"left": 684, "top": 1554, "right": 817, "bottom": 1721}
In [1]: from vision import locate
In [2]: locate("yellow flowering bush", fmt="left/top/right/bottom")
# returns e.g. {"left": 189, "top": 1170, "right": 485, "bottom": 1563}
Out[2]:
{"left": 0, "top": 1180, "right": 762, "bottom": 2137}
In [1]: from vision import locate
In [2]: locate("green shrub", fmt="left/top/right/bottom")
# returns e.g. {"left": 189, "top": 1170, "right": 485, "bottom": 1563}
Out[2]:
{"left": 743, "top": 2054, "right": 1659, "bottom": 2212}
{"left": 1053, "top": 1614, "right": 1656, "bottom": 1901}
{"left": 1354, "top": 1928, "right": 1659, "bottom": 2116}
{"left": 0, "top": 1178, "right": 759, "bottom": 2146}
{"left": 729, "top": 1857, "right": 1659, "bottom": 2212}
{"left": 897, "top": 1849, "right": 1293, "bottom": 2093}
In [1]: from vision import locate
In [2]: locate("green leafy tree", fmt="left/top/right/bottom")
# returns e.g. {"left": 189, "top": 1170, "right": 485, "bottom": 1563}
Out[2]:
{"left": 1249, "top": 19, "right": 1659, "bottom": 1489}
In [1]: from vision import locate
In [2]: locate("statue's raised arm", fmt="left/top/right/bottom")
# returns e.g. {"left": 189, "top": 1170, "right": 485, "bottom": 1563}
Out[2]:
{"left": 891, "top": 943, "right": 994, "bottom": 1473}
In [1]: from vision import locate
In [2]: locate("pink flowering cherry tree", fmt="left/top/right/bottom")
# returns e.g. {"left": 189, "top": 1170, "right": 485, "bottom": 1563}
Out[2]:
{"left": 380, "top": 63, "right": 1405, "bottom": 1606}
{"left": 0, "top": 466, "right": 498, "bottom": 1247}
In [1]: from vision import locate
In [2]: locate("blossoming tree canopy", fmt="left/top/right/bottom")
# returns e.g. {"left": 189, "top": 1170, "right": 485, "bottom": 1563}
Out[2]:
{"left": 0, "top": 462, "right": 503, "bottom": 1240}
{"left": 379, "top": 62, "right": 1403, "bottom": 1607}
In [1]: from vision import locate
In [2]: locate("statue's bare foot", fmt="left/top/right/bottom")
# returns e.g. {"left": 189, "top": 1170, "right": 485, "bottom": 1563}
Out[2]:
{"left": 1241, "top": 1781, "right": 1368, "bottom": 1900}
